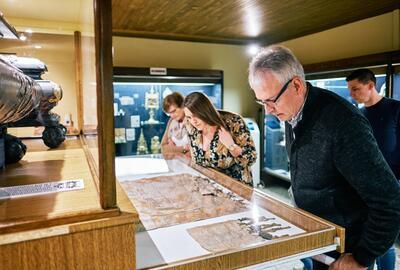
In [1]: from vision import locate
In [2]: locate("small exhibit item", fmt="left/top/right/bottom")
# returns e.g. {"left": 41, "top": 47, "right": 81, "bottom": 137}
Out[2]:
{"left": 126, "top": 128, "right": 135, "bottom": 141}
{"left": 130, "top": 115, "right": 140, "bottom": 128}
{"left": 187, "top": 215, "right": 301, "bottom": 253}
{"left": 119, "top": 95, "right": 134, "bottom": 105}
{"left": 120, "top": 173, "right": 250, "bottom": 230}
{"left": 0, "top": 179, "right": 85, "bottom": 199}
{"left": 115, "top": 128, "right": 127, "bottom": 143}
{"left": 113, "top": 103, "right": 118, "bottom": 116}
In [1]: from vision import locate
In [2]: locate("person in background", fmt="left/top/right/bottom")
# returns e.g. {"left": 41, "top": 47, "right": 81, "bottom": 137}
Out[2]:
{"left": 346, "top": 68, "right": 400, "bottom": 270}
{"left": 161, "top": 92, "right": 190, "bottom": 159}
{"left": 248, "top": 45, "right": 400, "bottom": 270}
{"left": 183, "top": 92, "right": 257, "bottom": 186}
{"left": 346, "top": 69, "right": 400, "bottom": 180}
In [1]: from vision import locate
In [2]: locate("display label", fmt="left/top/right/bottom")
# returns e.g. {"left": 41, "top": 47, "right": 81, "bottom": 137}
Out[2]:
{"left": 114, "top": 103, "right": 118, "bottom": 116}
{"left": 119, "top": 96, "right": 134, "bottom": 105}
{"left": 150, "top": 67, "right": 167, "bottom": 75}
{"left": 126, "top": 128, "right": 135, "bottom": 141}
{"left": 131, "top": 115, "right": 140, "bottom": 128}
{"left": 0, "top": 179, "right": 85, "bottom": 199}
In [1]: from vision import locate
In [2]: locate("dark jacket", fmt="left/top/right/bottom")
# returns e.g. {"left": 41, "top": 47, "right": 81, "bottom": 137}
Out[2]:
{"left": 285, "top": 83, "right": 400, "bottom": 267}
{"left": 361, "top": 97, "right": 400, "bottom": 179}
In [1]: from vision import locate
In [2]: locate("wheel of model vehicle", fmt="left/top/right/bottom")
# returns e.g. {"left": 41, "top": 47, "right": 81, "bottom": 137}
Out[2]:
{"left": 42, "top": 125, "right": 66, "bottom": 148}
{"left": 60, "top": 124, "right": 67, "bottom": 134}
{"left": 4, "top": 134, "right": 27, "bottom": 164}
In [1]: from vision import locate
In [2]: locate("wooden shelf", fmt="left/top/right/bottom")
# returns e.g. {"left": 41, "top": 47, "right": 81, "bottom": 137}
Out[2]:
{"left": 0, "top": 137, "right": 120, "bottom": 234}
{"left": 0, "top": 211, "right": 136, "bottom": 269}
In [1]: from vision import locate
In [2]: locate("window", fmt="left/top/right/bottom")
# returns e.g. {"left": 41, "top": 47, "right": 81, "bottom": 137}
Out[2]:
{"left": 309, "top": 74, "right": 386, "bottom": 107}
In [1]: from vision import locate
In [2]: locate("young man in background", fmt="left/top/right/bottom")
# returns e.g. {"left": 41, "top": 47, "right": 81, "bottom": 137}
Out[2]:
{"left": 347, "top": 69, "right": 400, "bottom": 270}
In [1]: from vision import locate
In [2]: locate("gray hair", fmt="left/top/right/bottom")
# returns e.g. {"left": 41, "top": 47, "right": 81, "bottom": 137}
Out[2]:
{"left": 248, "top": 45, "right": 305, "bottom": 87}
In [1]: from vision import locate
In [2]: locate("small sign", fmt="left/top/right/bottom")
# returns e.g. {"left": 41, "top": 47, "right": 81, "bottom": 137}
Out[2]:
{"left": 126, "top": 128, "right": 135, "bottom": 141}
{"left": 131, "top": 115, "right": 140, "bottom": 128}
{"left": 0, "top": 179, "right": 85, "bottom": 199}
{"left": 150, "top": 67, "right": 167, "bottom": 75}
{"left": 113, "top": 103, "right": 118, "bottom": 116}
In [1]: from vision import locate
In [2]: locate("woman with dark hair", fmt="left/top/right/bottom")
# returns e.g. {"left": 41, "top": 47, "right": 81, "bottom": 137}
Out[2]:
{"left": 183, "top": 92, "right": 257, "bottom": 186}
{"left": 161, "top": 92, "right": 189, "bottom": 159}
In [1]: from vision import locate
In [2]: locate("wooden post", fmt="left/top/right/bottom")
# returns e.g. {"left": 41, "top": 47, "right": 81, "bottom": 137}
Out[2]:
{"left": 94, "top": 0, "right": 116, "bottom": 209}
{"left": 74, "top": 31, "right": 84, "bottom": 134}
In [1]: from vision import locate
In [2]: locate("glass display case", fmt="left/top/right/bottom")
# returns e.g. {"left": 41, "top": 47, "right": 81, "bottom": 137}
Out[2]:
{"left": 113, "top": 67, "right": 223, "bottom": 157}
{"left": 263, "top": 74, "right": 387, "bottom": 181}
{"left": 394, "top": 70, "right": 400, "bottom": 101}
{"left": 116, "top": 154, "right": 344, "bottom": 269}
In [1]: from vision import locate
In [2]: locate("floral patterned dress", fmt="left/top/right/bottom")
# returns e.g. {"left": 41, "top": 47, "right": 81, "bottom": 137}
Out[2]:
{"left": 185, "top": 110, "right": 257, "bottom": 186}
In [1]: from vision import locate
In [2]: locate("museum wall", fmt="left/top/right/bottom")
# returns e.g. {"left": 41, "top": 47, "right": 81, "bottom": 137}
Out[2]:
{"left": 112, "top": 37, "right": 255, "bottom": 119}
{"left": 282, "top": 9, "right": 400, "bottom": 64}
{"left": 0, "top": 33, "right": 78, "bottom": 133}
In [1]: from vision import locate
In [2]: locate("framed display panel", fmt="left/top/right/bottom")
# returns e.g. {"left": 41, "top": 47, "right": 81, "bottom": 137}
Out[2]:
{"left": 116, "top": 155, "right": 344, "bottom": 269}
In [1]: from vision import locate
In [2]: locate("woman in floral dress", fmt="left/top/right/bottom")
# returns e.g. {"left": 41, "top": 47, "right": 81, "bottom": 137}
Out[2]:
{"left": 183, "top": 92, "right": 257, "bottom": 186}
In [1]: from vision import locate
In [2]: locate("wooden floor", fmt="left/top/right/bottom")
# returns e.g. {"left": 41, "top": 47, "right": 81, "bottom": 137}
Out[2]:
{"left": 0, "top": 137, "right": 111, "bottom": 234}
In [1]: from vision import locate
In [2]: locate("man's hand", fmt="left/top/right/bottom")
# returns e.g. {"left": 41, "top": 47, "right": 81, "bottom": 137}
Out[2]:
{"left": 329, "top": 254, "right": 367, "bottom": 270}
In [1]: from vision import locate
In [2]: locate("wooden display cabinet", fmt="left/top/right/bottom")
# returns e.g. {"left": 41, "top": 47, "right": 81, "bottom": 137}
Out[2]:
{"left": 0, "top": 1, "right": 137, "bottom": 269}
{"left": 116, "top": 156, "right": 344, "bottom": 269}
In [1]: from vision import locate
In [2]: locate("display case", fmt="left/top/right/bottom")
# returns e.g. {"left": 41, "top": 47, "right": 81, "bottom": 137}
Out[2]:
{"left": 113, "top": 67, "right": 223, "bottom": 156}
{"left": 394, "top": 67, "right": 400, "bottom": 100}
{"left": 0, "top": 1, "right": 136, "bottom": 269}
{"left": 116, "top": 154, "right": 344, "bottom": 269}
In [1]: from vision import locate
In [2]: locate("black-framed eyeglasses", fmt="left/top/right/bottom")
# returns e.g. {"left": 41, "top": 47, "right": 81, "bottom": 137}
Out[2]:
{"left": 255, "top": 78, "right": 293, "bottom": 106}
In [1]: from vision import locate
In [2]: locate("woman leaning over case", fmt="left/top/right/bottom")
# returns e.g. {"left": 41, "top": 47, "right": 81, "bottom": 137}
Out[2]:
{"left": 183, "top": 92, "right": 257, "bottom": 186}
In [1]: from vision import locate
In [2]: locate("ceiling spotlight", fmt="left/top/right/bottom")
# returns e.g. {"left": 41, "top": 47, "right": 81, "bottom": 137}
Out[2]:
{"left": 247, "top": 44, "right": 260, "bottom": 56}
{"left": 25, "top": 29, "right": 33, "bottom": 34}
{"left": 34, "top": 45, "right": 42, "bottom": 49}
{"left": 19, "top": 34, "right": 27, "bottom": 41}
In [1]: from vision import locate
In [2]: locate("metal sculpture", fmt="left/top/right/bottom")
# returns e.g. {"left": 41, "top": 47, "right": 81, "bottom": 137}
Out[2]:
{"left": 0, "top": 55, "right": 66, "bottom": 165}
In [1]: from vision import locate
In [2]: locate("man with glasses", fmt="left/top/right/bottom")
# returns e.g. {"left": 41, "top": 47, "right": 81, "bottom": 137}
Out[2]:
{"left": 248, "top": 45, "right": 400, "bottom": 270}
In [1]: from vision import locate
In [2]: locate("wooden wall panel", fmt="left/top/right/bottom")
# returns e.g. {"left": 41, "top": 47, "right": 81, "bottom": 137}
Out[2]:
{"left": 0, "top": 222, "right": 135, "bottom": 270}
{"left": 112, "top": 0, "right": 399, "bottom": 44}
